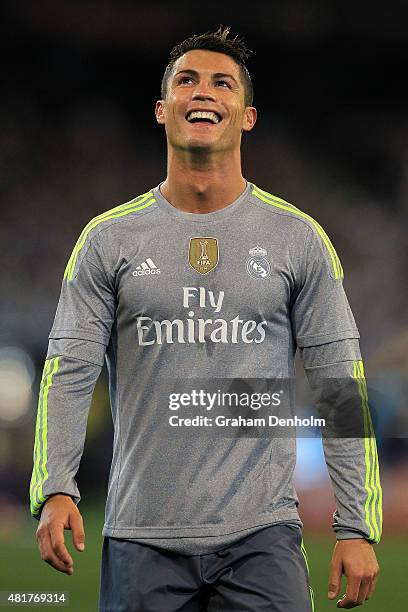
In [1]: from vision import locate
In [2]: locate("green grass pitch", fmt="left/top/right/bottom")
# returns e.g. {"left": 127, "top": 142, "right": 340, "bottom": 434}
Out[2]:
{"left": 1, "top": 499, "right": 405, "bottom": 611}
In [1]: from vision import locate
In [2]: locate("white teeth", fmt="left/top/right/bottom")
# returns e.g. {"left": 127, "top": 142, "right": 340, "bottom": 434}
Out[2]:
{"left": 187, "top": 111, "right": 220, "bottom": 124}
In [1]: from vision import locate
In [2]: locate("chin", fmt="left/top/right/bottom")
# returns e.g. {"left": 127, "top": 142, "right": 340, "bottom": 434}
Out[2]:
{"left": 170, "top": 132, "right": 226, "bottom": 154}
{"left": 179, "top": 137, "right": 219, "bottom": 153}
{"left": 188, "top": 141, "right": 216, "bottom": 153}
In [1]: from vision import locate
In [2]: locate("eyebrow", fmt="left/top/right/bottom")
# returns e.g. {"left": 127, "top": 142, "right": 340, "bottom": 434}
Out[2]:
{"left": 175, "top": 69, "right": 239, "bottom": 86}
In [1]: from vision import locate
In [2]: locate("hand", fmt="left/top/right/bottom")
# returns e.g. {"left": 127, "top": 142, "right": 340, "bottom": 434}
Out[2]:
{"left": 328, "top": 539, "right": 379, "bottom": 608}
{"left": 36, "top": 494, "right": 85, "bottom": 575}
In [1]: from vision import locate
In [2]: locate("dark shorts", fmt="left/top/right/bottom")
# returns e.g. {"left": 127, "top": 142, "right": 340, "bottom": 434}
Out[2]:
{"left": 99, "top": 524, "right": 314, "bottom": 611}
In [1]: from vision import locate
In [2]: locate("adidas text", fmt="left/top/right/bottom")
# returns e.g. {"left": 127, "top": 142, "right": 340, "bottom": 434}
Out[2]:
{"left": 133, "top": 268, "right": 161, "bottom": 276}
{"left": 133, "top": 257, "right": 161, "bottom": 277}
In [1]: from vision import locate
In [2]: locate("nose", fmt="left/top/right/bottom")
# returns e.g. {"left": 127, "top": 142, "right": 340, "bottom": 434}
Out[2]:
{"left": 192, "top": 82, "right": 216, "bottom": 102}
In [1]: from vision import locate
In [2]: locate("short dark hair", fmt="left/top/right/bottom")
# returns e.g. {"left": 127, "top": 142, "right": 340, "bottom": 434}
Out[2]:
{"left": 161, "top": 25, "right": 254, "bottom": 106}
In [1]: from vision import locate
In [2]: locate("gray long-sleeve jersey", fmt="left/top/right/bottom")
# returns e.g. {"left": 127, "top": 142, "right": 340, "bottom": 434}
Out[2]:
{"left": 29, "top": 182, "right": 382, "bottom": 554}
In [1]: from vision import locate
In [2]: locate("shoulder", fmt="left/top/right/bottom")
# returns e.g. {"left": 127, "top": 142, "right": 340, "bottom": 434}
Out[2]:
{"left": 251, "top": 183, "right": 320, "bottom": 230}
{"left": 250, "top": 183, "right": 343, "bottom": 280}
{"left": 64, "top": 189, "right": 157, "bottom": 281}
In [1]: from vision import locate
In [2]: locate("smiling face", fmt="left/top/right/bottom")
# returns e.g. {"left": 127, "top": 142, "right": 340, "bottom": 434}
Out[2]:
{"left": 155, "top": 50, "right": 257, "bottom": 155}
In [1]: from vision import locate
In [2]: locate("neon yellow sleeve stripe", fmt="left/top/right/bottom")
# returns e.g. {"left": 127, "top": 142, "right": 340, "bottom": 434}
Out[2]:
{"left": 358, "top": 361, "right": 382, "bottom": 539}
{"left": 64, "top": 189, "right": 153, "bottom": 279}
{"left": 354, "top": 360, "right": 375, "bottom": 540}
{"left": 30, "top": 356, "right": 60, "bottom": 515}
{"left": 30, "top": 359, "right": 52, "bottom": 513}
{"left": 252, "top": 185, "right": 344, "bottom": 280}
{"left": 64, "top": 190, "right": 155, "bottom": 281}
{"left": 353, "top": 360, "right": 382, "bottom": 543}
{"left": 64, "top": 190, "right": 154, "bottom": 280}
{"left": 359, "top": 360, "right": 382, "bottom": 542}
{"left": 253, "top": 185, "right": 336, "bottom": 248}
{"left": 253, "top": 184, "right": 342, "bottom": 279}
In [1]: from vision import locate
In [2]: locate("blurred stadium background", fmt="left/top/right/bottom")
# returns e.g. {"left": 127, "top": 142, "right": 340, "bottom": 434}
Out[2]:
{"left": 0, "top": 1, "right": 407, "bottom": 610}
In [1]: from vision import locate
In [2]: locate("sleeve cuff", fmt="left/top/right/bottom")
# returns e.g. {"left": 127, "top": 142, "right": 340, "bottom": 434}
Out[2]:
{"left": 336, "top": 530, "right": 373, "bottom": 542}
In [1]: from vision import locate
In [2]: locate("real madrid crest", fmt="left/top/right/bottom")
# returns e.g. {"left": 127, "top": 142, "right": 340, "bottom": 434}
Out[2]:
{"left": 246, "top": 246, "right": 271, "bottom": 279}
{"left": 188, "top": 237, "right": 219, "bottom": 275}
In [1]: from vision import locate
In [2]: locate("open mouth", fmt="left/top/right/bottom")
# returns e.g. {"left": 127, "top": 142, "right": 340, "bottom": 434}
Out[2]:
{"left": 186, "top": 110, "right": 222, "bottom": 125}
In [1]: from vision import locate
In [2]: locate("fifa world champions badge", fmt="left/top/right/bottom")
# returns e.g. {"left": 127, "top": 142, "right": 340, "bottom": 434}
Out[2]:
{"left": 246, "top": 246, "right": 271, "bottom": 279}
{"left": 188, "top": 237, "right": 219, "bottom": 274}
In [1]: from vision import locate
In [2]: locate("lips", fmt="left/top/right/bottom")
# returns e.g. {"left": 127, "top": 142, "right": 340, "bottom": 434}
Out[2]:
{"left": 186, "top": 110, "right": 222, "bottom": 124}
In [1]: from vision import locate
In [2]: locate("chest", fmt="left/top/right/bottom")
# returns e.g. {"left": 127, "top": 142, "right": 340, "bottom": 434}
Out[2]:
{"left": 114, "top": 228, "right": 297, "bottom": 325}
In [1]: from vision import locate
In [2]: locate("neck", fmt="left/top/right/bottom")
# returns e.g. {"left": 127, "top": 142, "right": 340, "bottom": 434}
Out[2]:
{"left": 160, "top": 147, "right": 247, "bottom": 213}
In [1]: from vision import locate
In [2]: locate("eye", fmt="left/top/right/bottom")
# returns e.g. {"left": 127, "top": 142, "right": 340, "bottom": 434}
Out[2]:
{"left": 215, "top": 80, "right": 231, "bottom": 88}
{"left": 178, "top": 75, "right": 194, "bottom": 85}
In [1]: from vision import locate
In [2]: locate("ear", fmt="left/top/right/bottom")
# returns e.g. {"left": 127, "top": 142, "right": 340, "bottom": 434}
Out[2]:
{"left": 155, "top": 100, "right": 166, "bottom": 125}
{"left": 242, "top": 106, "right": 257, "bottom": 132}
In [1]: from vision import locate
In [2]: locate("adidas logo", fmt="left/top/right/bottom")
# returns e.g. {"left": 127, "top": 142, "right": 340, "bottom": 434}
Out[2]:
{"left": 132, "top": 258, "right": 161, "bottom": 277}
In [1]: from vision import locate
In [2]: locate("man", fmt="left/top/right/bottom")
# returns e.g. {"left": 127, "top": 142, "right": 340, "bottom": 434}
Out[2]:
{"left": 30, "top": 26, "right": 381, "bottom": 611}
